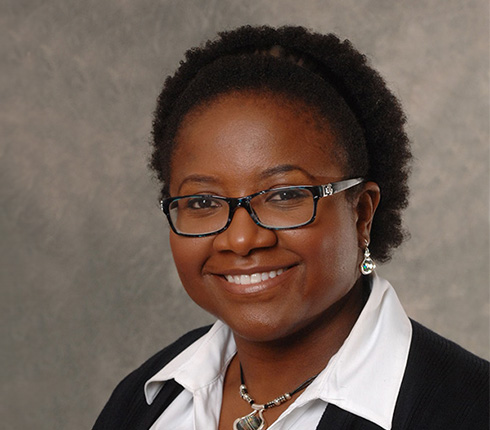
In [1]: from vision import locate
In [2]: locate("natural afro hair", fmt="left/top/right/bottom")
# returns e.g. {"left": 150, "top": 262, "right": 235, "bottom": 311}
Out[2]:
{"left": 150, "top": 25, "right": 412, "bottom": 262}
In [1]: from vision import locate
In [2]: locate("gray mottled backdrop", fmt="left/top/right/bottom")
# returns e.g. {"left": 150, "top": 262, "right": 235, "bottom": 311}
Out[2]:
{"left": 2, "top": 1, "right": 488, "bottom": 428}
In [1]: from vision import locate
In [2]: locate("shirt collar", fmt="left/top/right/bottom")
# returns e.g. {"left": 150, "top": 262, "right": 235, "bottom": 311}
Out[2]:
{"left": 144, "top": 275, "right": 412, "bottom": 430}
{"left": 293, "top": 274, "right": 412, "bottom": 429}
{"left": 145, "top": 321, "right": 237, "bottom": 404}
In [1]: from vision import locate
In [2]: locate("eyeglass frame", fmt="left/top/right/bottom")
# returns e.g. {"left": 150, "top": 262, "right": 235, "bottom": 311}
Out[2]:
{"left": 160, "top": 177, "right": 365, "bottom": 237}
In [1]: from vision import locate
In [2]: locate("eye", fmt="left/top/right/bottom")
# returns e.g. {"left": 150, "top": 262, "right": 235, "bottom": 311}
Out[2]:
{"left": 266, "top": 188, "right": 310, "bottom": 202}
{"left": 186, "top": 196, "right": 222, "bottom": 210}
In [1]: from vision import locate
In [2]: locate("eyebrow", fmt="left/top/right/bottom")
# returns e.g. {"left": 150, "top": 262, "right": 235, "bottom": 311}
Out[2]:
{"left": 259, "top": 164, "right": 317, "bottom": 182}
{"left": 178, "top": 175, "right": 220, "bottom": 193}
{"left": 177, "top": 165, "right": 317, "bottom": 193}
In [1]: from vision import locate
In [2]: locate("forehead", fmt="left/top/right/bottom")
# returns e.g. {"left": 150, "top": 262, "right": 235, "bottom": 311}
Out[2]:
{"left": 170, "top": 92, "right": 347, "bottom": 194}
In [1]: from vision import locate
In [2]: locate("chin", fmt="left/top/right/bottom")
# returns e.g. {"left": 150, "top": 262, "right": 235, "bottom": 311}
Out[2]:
{"left": 219, "top": 310, "right": 321, "bottom": 345}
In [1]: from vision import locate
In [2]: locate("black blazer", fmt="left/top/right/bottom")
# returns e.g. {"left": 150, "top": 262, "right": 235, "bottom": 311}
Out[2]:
{"left": 93, "top": 321, "right": 489, "bottom": 429}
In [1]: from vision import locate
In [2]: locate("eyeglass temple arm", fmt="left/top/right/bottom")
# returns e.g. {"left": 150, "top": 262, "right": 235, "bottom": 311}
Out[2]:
{"left": 322, "top": 177, "right": 364, "bottom": 196}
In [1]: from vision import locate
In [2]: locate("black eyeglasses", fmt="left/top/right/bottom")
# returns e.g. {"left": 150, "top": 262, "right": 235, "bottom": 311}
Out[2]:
{"left": 160, "top": 177, "right": 364, "bottom": 237}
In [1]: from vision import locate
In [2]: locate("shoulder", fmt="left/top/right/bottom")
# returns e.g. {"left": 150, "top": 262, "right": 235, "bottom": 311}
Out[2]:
{"left": 392, "top": 320, "right": 489, "bottom": 429}
{"left": 93, "top": 325, "right": 211, "bottom": 429}
{"left": 406, "top": 320, "right": 488, "bottom": 389}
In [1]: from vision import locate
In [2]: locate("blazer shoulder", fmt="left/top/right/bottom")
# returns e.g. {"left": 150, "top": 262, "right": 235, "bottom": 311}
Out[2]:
{"left": 93, "top": 325, "right": 212, "bottom": 430}
{"left": 409, "top": 319, "right": 488, "bottom": 380}
{"left": 392, "top": 320, "right": 489, "bottom": 429}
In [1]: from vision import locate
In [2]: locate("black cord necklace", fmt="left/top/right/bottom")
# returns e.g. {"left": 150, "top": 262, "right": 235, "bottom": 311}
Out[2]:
{"left": 233, "top": 364, "right": 319, "bottom": 430}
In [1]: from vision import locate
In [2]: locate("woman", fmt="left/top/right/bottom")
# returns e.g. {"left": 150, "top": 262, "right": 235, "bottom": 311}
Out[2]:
{"left": 94, "top": 25, "right": 488, "bottom": 429}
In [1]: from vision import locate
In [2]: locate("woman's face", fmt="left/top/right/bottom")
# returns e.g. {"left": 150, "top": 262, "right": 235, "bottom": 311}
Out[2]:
{"left": 168, "top": 92, "right": 369, "bottom": 343}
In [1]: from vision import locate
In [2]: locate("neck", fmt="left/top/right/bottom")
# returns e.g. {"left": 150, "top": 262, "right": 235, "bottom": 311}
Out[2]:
{"left": 230, "top": 277, "right": 367, "bottom": 402}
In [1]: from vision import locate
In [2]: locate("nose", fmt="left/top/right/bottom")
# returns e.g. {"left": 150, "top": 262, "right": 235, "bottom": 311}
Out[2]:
{"left": 212, "top": 207, "right": 277, "bottom": 256}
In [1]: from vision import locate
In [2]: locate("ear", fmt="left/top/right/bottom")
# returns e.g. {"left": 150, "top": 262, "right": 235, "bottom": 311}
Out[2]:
{"left": 354, "top": 181, "right": 380, "bottom": 246}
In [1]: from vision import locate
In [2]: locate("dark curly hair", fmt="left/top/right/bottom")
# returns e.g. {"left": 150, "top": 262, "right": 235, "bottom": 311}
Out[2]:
{"left": 150, "top": 25, "right": 411, "bottom": 262}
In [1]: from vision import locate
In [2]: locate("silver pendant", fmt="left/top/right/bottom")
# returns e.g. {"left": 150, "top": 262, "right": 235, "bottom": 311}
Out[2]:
{"left": 233, "top": 409, "right": 266, "bottom": 430}
{"left": 361, "top": 247, "right": 376, "bottom": 275}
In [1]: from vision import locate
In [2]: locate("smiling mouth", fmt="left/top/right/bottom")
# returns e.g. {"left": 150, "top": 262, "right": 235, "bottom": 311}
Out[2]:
{"left": 224, "top": 268, "right": 289, "bottom": 285}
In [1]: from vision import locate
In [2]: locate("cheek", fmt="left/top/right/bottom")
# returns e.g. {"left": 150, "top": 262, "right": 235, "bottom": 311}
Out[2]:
{"left": 305, "top": 231, "right": 357, "bottom": 278}
{"left": 299, "top": 204, "right": 360, "bottom": 294}
{"left": 169, "top": 234, "right": 206, "bottom": 287}
{"left": 169, "top": 233, "right": 222, "bottom": 316}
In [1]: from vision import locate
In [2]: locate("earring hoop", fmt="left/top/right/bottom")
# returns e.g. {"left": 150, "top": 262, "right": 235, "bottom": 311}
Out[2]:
{"left": 360, "top": 241, "right": 375, "bottom": 275}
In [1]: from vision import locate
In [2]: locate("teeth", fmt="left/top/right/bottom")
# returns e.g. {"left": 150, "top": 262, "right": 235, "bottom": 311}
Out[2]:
{"left": 225, "top": 268, "right": 286, "bottom": 285}
{"left": 250, "top": 273, "right": 261, "bottom": 283}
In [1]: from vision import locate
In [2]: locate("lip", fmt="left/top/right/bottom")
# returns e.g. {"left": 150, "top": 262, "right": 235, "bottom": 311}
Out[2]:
{"left": 210, "top": 264, "right": 298, "bottom": 296}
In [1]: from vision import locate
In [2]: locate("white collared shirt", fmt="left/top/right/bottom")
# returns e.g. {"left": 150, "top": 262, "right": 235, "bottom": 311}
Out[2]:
{"left": 145, "top": 275, "right": 412, "bottom": 430}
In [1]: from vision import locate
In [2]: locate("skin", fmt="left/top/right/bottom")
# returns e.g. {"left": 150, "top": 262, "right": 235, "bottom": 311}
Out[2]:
{"left": 168, "top": 91, "right": 380, "bottom": 429}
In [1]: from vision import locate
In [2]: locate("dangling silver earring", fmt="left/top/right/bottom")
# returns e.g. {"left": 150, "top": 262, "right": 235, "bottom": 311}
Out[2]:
{"left": 360, "top": 241, "right": 376, "bottom": 275}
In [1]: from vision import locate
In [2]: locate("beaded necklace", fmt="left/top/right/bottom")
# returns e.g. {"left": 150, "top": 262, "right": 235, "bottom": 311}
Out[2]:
{"left": 233, "top": 365, "right": 319, "bottom": 430}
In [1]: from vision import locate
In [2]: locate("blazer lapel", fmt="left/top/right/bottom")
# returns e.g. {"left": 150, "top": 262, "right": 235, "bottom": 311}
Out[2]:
{"left": 316, "top": 404, "right": 384, "bottom": 429}
{"left": 132, "top": 379, "right": 184, "bottom": 430}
